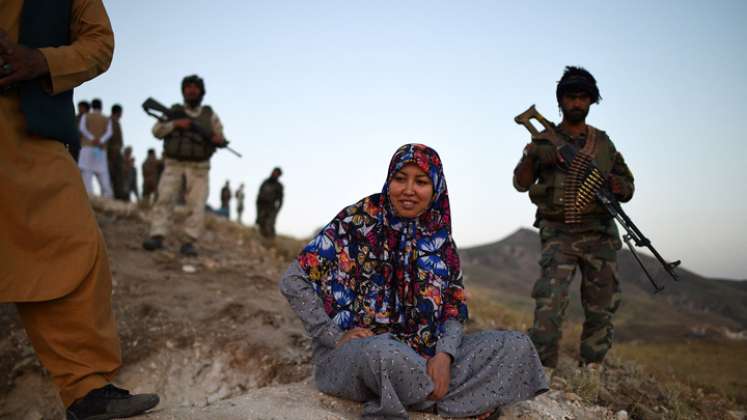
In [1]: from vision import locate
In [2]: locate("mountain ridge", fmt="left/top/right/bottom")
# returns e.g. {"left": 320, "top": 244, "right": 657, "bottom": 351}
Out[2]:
{"left": 460, "top": 227, "right": 747, "bottom": 338}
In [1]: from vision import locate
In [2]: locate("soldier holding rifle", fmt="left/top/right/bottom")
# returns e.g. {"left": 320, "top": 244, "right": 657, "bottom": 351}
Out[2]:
{"left": 513, "top": 66, "right": 635, "bottom": 369}
{"left": 142, "top": 74, "right": 226, "bottom": 257}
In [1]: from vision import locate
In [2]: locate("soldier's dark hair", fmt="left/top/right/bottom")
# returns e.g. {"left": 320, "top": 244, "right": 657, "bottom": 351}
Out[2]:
{"left": 556, "top": 66, "right": 601, "bottom": 104}
{"left": 182, "top": 74, "right": 206, "bottom": 96}
{"left": 78, "top": 100, "right": 90, "bottom": 111}
{"left": 148, "top": 148, "right": 156, "bottom": 154}
{"left": 272, "top": 166, "right": 283, "bottom": 176}
{"left": 111, "top": 104, "right": 122, "bottom": 114}
{"left": 91, "top": 98, "right": 103, "bottom": 110}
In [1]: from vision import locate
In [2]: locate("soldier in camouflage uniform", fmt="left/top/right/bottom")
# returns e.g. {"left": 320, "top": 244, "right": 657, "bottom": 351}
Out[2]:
{"left": 256, "top": 167, "right": 283, "bottom": 239}
{"left": 513, "top": 66, "right": 635, "bottom": 368}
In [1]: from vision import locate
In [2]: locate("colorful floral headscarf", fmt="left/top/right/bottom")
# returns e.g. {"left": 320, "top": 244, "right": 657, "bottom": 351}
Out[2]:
{"left": 297, "top": 143, "right": 468, "bottom": 357}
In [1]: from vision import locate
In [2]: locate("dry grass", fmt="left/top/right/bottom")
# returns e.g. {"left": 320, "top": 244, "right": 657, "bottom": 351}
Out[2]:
{"left": 464, "top": 292, "right": 746, "bottom": 418}
{"left": 465, "top": 286, "right": 533, "bottom": 332}
{"left": 613, "top": 340, "right": 747, "bottom": 406}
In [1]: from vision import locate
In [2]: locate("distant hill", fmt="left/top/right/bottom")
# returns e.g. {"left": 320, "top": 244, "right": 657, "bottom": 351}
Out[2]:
{"left": 460, "top": 228, "right": 747, "bottom": 342}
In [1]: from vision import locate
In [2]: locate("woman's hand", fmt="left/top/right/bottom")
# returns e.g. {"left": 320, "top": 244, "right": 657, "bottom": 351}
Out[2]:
{"left": 426, "top": 352, "right": 452, "bottom": 400}
{"left": 335, "top": 327, "right": 373, "bottom": 348}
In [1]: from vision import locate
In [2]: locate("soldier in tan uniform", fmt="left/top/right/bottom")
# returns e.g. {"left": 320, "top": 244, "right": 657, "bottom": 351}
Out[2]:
{"left": 513, "top": 66, "right": 635, "bottom": 368}
{"left": 0, "top": 0, "right": 158, "bottom": 418}
{"left": 142, "top": 75, "right": 226, "bottom": 257}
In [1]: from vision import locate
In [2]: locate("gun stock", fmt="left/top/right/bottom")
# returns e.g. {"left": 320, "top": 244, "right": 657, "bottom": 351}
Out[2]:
{"left": 142, "top": 97, "right": 172, "bottom": 121}
{"left": 514, "top": 105, "right": 558, "bottom": 143}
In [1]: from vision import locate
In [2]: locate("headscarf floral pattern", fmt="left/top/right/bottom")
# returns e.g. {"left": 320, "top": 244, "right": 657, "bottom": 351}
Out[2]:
{"left": 297, "top": 143, "right": 468, "bottom": 357}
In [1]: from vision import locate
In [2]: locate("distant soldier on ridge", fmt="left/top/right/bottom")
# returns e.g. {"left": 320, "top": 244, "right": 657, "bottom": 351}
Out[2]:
{"left": 122, "top": 145, "right": 139, "bottom": 202}
{"left": 256, "top": 167, "right": 283, "bottom": 239}
{"left": 220, "top": 180, "right": 232, "bottom": 218}
{"left": 235, "top": 183, "right": 246, "bottom": 224}
{"left": 513, "top": 66, "right": 635, "bottom": 369}
{"left": 141, "top": 148, "right": 161, "bottom": 206}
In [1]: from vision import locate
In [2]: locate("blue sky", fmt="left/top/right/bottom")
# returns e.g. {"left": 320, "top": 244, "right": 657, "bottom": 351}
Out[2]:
{"left": 77, "top": 1, "right": 747, "bottom": 279}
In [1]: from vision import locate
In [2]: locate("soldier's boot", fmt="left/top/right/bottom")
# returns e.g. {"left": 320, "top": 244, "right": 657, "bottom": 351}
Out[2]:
{"left": 142, "top": 235, "right": 164, "bottom": 251}
{"left": 66, "top": 384, "right": 159, "bottom": 420}
{"left": 180, "top": 242, "right": 198, "bottom": 257}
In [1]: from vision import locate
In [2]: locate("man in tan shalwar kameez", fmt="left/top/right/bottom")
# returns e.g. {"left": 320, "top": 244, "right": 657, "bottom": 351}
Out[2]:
{"left": 0, "top": 0, "right": 158, "bottom": 418}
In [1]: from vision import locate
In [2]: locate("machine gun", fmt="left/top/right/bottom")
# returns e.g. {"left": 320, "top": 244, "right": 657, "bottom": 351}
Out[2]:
{"left": 142, "top": 97, "right": 242, "bottom": 158}
{"left": 514, "top": 105, "right": 680, "bottom": 293}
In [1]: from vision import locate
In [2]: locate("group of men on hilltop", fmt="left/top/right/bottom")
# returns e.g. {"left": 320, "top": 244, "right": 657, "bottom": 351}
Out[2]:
{"left": 75, "top": 98, "right": 165, "bottom": 205}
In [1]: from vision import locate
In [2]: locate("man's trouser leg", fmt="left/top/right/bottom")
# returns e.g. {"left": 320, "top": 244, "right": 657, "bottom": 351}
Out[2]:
{"left": 183, "top": 162, "right": 209, "bottom": 242}
{"left": 108, "top": 152, "right": 125, "bottom": 200}
{"left": 150, "top": 161, "right": 185, "bottom": 238}
{"left": 579, "top": 253, "right": 621, "bottom": 364}
{"left": 81, "top": 169, "right": 95, "bottom": 195}
{"left": 257, "top": 205, "right": 271, "bottom": 237}
{"left": 267, "top": 209, "right": 278, "bottom": 237}
{"left": 95, "top": 167, "right": 113, "bottom": 198}
{"left": 528, "top": 237, "right": 577, "bottom": 368}
{"left": 15, "top": 235, "right": 122, "bottom": 407}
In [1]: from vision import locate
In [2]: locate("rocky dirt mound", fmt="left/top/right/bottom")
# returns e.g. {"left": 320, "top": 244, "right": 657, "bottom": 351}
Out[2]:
{"left": 1, "top": 199, "right": 744, "bottom": 420}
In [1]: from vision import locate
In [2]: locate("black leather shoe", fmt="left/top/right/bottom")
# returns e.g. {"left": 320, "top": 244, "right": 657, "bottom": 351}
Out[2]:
{"left": 66, "top": 384, "right": 159, "bottom": 420}
{"left": 142, "top": 235, "right": 164, "bottom": 251}
{"left": 179, "top": 242, "right": 198, "bottom": 257}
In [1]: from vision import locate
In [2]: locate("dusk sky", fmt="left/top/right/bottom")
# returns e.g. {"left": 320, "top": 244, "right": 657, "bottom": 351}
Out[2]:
{"left": 77, "top": 1, "right": 747, "bottom": 279}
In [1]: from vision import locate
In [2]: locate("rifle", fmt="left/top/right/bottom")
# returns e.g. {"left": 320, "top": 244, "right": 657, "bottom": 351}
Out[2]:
{"left": 142, "top": 97, "right": 242, "bottom": 158}
{"left": 514, "top": 105, "right": 680, "bottom": 293}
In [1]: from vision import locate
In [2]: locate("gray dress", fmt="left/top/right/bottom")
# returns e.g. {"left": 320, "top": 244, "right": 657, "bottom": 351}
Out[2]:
{"left": 280, "top": 262, "right": 548, "bottom": 420}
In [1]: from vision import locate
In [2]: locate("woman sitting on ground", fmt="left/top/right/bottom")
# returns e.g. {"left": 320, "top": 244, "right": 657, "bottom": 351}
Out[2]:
{"left": 280, "top": 144, "right": 548, "bottom": 419}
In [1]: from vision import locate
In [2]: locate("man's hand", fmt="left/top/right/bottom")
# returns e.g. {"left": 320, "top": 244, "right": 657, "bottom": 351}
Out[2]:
{"left": 211, "top": 133, "right": 225, "bottom": 146}
{"left": 173, "top": 118, "right": 192, "bottom": 130}
{"left": 608, "top": 175, "right": 625, "bottom": 196}
{"left": 336, "top": 327, "right": 373, "bottom": 348}
{"left": 426, "top": 352, "right": 451, "bottom": 401}
{"left": 526, "top": 142, "right": 558, "bottom": 166}
{"left": 0, "top": 30, "right": 49, "bottom": 89}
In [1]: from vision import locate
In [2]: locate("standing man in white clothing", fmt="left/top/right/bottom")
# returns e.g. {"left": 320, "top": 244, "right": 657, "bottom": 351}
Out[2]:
{"left": 78, "top": 98, "right": 113, "bottom": 197}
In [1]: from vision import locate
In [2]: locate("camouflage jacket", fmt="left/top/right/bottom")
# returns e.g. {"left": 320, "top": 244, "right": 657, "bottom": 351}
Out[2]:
{"left": 518, "top": 125, "right": 634, "bottom": 231}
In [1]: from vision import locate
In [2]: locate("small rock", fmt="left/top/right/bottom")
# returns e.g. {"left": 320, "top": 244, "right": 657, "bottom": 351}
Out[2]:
{"left": 22, "top": 409, "right": 43, "bottom": 420}
{"left": 615, "top": 410, "right": 629, "bottom": 420}
{"left": 182, "top": 264, "right": 197, "bottom": 273}
{"left": 564, "top": 392, "right": 581, "bottom": 402}
{"left": 551, "top": 375, "right": 568, "bottom": 389}
{"left": 727, "top": 411, "right": 746, "bottom": 420}
{"left": 203, "top": 258, "right": 218, "bottom": 270}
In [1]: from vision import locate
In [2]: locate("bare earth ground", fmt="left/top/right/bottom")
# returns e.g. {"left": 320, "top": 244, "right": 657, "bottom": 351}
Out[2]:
{"left": 1, "top": 199, "right": 745, "bottom": 420}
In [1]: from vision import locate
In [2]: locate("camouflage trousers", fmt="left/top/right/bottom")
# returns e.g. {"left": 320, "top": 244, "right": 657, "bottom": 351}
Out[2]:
{"left": 528, "top": 223, "right": 622, "bottom": 368}
{"left": 150, "top": 158, "right": 209, "bottom": 242}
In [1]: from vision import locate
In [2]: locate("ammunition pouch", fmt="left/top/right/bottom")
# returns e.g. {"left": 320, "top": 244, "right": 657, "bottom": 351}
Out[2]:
{"left": 163, "top": 131, "right": 216, "bottom": 162}
{"left": 162, "top": 105, "right": 216, "bottom": 162}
